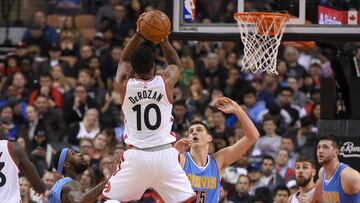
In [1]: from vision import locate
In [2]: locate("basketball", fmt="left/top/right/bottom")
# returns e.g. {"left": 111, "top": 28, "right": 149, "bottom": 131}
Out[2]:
{"left": 138, "top": 10, "right": 171, "bottom": 42}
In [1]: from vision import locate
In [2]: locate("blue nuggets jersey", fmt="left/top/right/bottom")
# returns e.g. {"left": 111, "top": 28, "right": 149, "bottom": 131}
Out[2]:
{"left": 322, "top": 163, "right": 360, "bottom": 203}
{"left": 48, "top": 177, "right": 73, "bottom": 203}
{"left": 184, "top": 152, "right": 220, "bottom": 203}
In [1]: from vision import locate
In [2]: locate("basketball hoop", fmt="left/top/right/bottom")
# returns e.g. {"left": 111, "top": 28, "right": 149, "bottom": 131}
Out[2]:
{"left": 234, "top": 12, "right": 289, "bottom": 74}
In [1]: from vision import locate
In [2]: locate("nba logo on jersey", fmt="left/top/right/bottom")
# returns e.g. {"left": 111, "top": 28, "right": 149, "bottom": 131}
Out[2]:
{"left": 184, "top": 0, "right": 196, "bottom": 21}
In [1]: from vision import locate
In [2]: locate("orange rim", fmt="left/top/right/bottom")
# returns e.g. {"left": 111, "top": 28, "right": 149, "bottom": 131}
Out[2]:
{"left": 234, "top": 12, "right": 289, "bottom": 36}
{"left": 234, "top": 12, "right": 289, "bottom": 23}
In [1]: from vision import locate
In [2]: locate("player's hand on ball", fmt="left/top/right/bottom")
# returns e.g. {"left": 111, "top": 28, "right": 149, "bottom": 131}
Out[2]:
{"left": 156, "top": 36, "right": 169, "bottom": 45}
{"left": 137, "top": 10, "right": 171, "bottom": 44}
{"left": 216, "top": 97, "right": 239, "bottom": 114}
{"left": 136, "top": 12, "right": 146, "bottom": 35}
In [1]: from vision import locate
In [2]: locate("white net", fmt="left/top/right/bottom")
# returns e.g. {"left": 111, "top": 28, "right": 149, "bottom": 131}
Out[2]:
{"left": 234, "top": 13, "right": 289, "bottom": 74}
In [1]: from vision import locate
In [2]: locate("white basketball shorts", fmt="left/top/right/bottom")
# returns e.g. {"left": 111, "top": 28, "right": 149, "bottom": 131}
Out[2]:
{"left": 102, "top": 147, "right": 196, "bottom": 203}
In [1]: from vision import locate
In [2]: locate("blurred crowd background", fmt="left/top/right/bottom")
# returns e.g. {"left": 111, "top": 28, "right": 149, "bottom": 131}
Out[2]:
{"left": 1, "top": 0, "right": 360, "bottom": 203}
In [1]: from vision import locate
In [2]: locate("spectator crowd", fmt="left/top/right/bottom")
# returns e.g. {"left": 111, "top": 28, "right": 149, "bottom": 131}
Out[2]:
{"left": 1, "top": 0, "right": 359, "bottom": 203}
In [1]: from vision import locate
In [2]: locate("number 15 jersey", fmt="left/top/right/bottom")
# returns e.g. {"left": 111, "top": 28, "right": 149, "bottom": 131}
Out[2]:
{"left": 122, "top": 75, "right": 176, "bottom": 149}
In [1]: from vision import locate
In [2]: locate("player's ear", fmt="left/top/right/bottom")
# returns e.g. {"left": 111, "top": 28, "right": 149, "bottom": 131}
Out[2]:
{"left": 312, "top": 168, "right": 316, "bottom": 176}
{"left": 207, "top": 135, "right": 212, "bottom": 143}
{"left": 334, "top": 148, "right": 339, "bottom": 156}
{"left": 63, "top": 161, "right": 70, "bottom": 169}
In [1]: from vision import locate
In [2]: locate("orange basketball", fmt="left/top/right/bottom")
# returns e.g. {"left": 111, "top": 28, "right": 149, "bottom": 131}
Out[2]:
{"left": 138, "top": 10, "right": 171, "bottom": 42}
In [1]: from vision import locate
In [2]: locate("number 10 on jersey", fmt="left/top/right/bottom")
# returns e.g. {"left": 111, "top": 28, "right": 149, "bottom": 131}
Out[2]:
{"left": 132, "top": 103, "right": 161, "bottom": 131}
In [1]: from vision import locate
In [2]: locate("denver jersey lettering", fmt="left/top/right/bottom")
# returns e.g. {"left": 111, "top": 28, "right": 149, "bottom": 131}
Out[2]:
{"left": 184, "top": 152, "right": 220, "bottom": 203}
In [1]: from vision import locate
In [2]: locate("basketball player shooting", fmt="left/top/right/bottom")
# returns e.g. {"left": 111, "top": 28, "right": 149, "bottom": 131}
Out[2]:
{"left": 101, "top": 11, "right": 196, "bottom": 202}
{"left": 0, "top": 123, "right": 45, "bottom": 202}
{"left": 311, "top": 135, "right": 360, "bottom": 203}
{"left": 175, "top": 97, "right": 259, "bottom": 202}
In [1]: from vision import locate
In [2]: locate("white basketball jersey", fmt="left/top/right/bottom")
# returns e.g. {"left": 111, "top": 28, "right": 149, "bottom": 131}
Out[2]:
{"left": 0, "top": 140, "right": 20, "bottom": 202}
{"left": 290, "top": 187, "right": 315, "bottom": 203}
{"left": 122, "top": 75, "right": 176, "bottom": 148}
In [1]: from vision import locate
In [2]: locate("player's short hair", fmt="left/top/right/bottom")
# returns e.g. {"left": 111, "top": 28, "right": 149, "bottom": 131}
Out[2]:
{"left": 296, "top": 156, "right": 316, "bottom": 168}
{"left": 131, "top": 45, "right": 154, "bottom": 75}
{"left": 189, "top": 121, "right": 210, "bottom": 135}
{"left": 274, "top": 185, "right": 290, "bottom": 196}
{"left": 319, "top": 134, "right": 339, "bottom": 149}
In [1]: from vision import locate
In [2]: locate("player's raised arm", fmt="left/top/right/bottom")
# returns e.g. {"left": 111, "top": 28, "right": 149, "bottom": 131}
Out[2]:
{"left": 160, "top": 38, "right": 182, "bottom": 85}
{"left": 115, "top": 13, "right": 145, "bottom": 103}
{"left": 116, "top": 12, "right": 146, "bottom": 85}
{"left": 119, "top": 33, "right": 143, "bottom": 63}
{"left": 115, "top": 32, "right": 142, "bottom": 85}
{"left": 213, "top": 97, "right": 260, "bottom": 173}
{"left": 11, "top": 142, "right": 45, "bottom": 194}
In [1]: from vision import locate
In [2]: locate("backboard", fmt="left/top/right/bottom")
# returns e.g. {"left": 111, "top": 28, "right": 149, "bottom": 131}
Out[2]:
{"left": 172, "top": 0, "right": 360, "bottom": 41}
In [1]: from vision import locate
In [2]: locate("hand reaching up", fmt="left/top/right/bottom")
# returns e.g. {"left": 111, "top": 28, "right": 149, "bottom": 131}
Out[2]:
{"left": 216, "top": 97, "right": 242, "bottom": 114}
